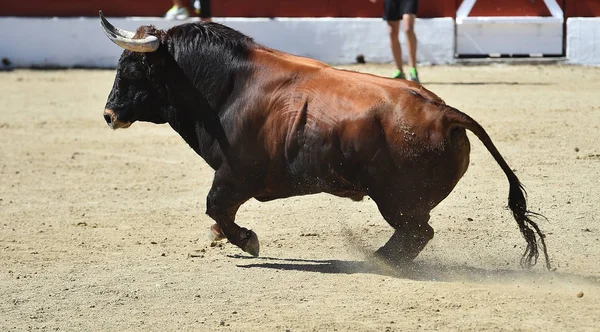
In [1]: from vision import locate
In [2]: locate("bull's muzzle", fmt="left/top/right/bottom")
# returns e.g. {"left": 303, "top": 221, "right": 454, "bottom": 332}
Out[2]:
{"left": 103, "top": 108, "right": 131, "bottom": 130}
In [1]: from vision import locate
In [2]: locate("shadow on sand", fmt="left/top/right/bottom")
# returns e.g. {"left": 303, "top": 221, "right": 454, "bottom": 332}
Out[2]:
{"left": 231, "top": 255, "right": 600, "bottom": 286}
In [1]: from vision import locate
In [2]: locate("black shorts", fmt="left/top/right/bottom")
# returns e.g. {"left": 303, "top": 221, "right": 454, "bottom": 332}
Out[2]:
{"left": 199, "top": 0, "right": 211, "bottom": 19}
{"left": 383, "top": 0, "right": 418, "bottom": 21}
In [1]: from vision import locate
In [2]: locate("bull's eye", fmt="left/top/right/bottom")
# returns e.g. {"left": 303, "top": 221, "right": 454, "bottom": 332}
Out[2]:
{"left": 122, "top": 64, "right": 144, "bottom": 81}
{"left": 125, "top": 70, "right": 142, "bottom": 81}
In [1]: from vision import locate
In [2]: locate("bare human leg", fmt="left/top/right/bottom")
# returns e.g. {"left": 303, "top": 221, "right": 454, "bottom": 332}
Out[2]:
{"left": 387, "top": 20, "right": 404, "bottom": 77}
{"left": 402, "top": 14, "right": 417, "bottom": 69}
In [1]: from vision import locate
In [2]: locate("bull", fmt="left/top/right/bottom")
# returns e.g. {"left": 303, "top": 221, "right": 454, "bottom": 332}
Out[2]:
{"left": 98, "top": 11, "right": 550, "bottom": 269}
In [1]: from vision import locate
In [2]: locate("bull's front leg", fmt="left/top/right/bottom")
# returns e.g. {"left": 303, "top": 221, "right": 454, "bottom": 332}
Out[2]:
{"left": 205, "top": 176, "right": 260, "bottom": 256}
{"left": 210, "top": 223, "right": 226, "bottom": 241}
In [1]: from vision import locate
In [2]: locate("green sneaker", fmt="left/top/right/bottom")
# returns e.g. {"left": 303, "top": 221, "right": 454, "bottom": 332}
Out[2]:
{"left": 392, "top": 70, "right": 406, "bottom": 79}
{"left": 408, "top": 67, "right": 420, "bottom": 83}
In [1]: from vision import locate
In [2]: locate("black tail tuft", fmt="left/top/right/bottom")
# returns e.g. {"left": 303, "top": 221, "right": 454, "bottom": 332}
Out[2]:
{"left": 508, "top": 181, "right": 551, "bottom": 270}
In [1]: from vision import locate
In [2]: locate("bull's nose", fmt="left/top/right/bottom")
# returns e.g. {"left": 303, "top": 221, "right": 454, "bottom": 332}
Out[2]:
{"left": 103, "top": 108, "right": 131, "bottom": 130}
{"left": 103, "top": 113, "right": 112, "bottom": 126}
{"left": 103, "top": 108, "right": 116, "bottom": 129}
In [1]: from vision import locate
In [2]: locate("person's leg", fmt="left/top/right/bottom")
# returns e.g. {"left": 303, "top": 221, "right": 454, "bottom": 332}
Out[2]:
{"left": 387, "top": 20, "right": 404, "bottom": 77}
{"left": 401, "top": 0, "right": 419, "bottom": 82}
{"left": 199, "top": 0, "right": 212, "bottom": 22}
{"left": 402, "top": 14, "right": 417, "bottom": 69}
{"left": 384, "top": 0, "right": 405, "bottom": 78}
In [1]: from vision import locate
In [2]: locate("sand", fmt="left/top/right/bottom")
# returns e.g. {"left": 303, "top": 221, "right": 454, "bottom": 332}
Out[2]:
{"left": 1, "top": 64, "right": 599, "bottom": 331}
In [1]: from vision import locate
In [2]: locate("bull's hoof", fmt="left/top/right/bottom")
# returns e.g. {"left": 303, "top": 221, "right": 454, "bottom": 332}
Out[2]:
{"left": 210, "top": 223, "right": 226, "bottom": 241}
{"left": 241, "top": 230, "right": 260, "bottom": 257}
{"left": 374, "top": 247, "right": 415, "bottom": 267}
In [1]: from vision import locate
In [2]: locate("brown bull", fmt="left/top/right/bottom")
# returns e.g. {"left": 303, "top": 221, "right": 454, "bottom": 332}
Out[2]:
{"left": 99, "top": 11, "right": 550, "bottom": 269}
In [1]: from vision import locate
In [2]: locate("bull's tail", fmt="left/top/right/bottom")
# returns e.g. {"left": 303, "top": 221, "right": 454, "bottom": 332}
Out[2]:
{"left": 445, "top": 106, "right": 551, "bottom": 270}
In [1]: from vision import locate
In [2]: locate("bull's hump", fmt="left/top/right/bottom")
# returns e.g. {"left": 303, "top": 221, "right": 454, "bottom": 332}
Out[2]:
{"left": 250, "top": 48, "right": 328, "bottom": 71}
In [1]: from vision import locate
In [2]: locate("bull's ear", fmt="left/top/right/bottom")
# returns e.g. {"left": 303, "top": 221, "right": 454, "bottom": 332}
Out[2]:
{"left": 145, "top": 50, "right": 167, "bottom": 66}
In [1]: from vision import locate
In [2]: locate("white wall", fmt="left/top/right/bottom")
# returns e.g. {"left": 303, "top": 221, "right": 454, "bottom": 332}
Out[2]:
{"left": 3, "top": 16, "right": 599, "bottom": 67}
{"left": 0, "top": 17, "right": 455, "bottom": 68}
{"left": 567, "top": 17, "right": 600, "bottom": 65}
{"left": 456, "top": 17, "right": 563, "bottom": 55}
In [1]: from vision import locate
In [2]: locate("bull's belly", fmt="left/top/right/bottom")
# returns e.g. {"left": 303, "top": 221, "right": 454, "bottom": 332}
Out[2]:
{"left": 255, "top": 163, "right": 366, "bottom": 202}
{"left": 254, "top": 190, "right": 365, "bottom": 202}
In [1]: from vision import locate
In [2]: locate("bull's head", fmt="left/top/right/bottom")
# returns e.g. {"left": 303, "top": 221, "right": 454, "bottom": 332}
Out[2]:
{"left": 100, "top": 11, "right": 166, "bottom": 129}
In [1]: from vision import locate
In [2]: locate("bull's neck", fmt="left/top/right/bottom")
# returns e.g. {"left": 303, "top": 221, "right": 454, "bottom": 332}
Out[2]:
{"left": 156, "top": 49, "right": 235, "bottom": 170}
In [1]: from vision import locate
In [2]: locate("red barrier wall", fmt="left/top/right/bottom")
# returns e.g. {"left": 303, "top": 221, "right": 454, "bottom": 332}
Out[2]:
{"left": 565, "top": 0, "right": 600, "bottom": 17}
{"left": 212, "top": 0, "right": 457, "bottom": 18}
{"left": 0, "top": 0, "right": 455, "bottom": 18}
{"left": 0, "top": 0, "right": 166, "bottom": 17}
{"left": 457, "top": 0, "right": 558, "bottom": 17}
{"left": 0, "top": 0, "right": 598, "bottom": 18}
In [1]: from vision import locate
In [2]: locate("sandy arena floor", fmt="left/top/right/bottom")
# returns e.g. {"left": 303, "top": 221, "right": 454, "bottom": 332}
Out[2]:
{"left": 1, "top": 63, "right": 599, "bottom": 331}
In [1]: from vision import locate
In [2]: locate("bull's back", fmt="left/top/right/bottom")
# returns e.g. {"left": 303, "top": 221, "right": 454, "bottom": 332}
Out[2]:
{"left": 251, "top": 50, "right": 456, "bottom": 162}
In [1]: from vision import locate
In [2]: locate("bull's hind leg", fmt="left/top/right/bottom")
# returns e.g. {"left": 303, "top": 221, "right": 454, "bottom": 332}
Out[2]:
{"left": 372, "top": 199, "right": 434, "bottom": 264}
{"left": 205, "top": 176, "right": 260, "bottom": 256}
{"left": 375, "top": 217, "right": 434, "bottom": 264}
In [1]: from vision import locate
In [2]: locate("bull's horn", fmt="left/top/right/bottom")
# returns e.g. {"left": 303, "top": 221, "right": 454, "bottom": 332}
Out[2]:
{"left": 99, "top": 10, "right": 159, "bottom": 53}
{"left": 99, "top": 10, "right": 136, "bottom": 38}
